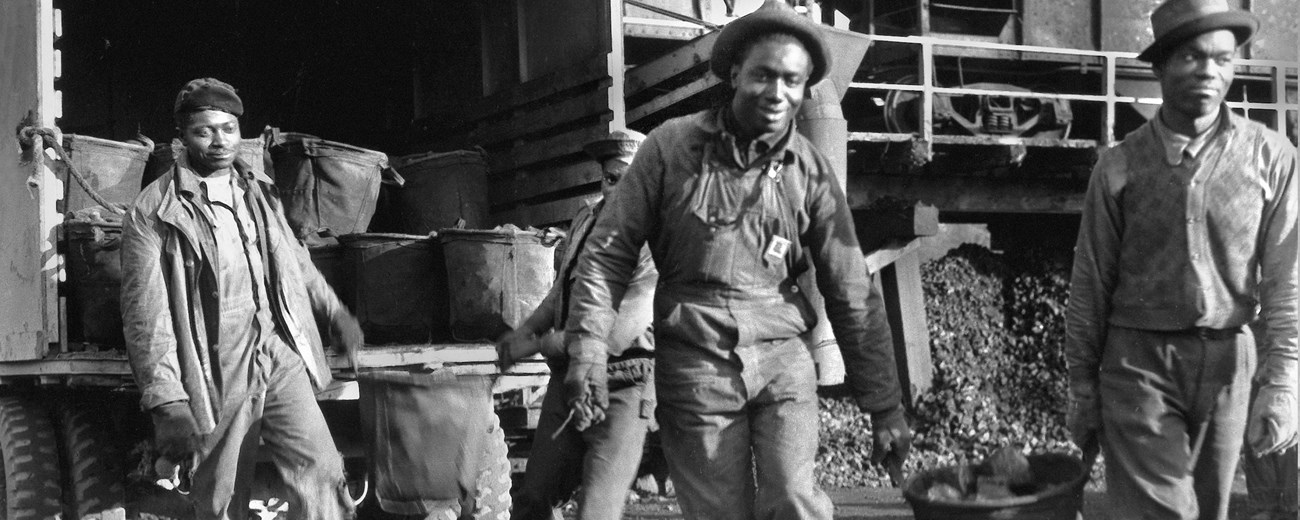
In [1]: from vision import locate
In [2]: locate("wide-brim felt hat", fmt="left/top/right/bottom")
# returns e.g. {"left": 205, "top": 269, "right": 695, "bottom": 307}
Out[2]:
{"left": 584, "top": 129, "right": 646, "bottom": 162}
{"left": 710, "top": 0, "right": 830, "bottom": 86}
{"left": 1137, "top": 0, "right": 1258, "bottom": 63}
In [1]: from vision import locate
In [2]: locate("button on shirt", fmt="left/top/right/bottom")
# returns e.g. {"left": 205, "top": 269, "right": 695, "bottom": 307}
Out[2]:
{"left": 565, "top": 109, "right": 902, "bottom": 412}
{"left": 1066, "top": 107, "right": 1299, "bottom": 388}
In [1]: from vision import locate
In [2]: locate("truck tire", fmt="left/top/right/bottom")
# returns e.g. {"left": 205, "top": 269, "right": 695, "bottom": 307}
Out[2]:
{"left": 56, "top": 401, "right": 126, "bottom": 519}
{"left": 461, "top": 413, "right": 511, "bottom": 520}
{"left": 0, "top": 395, "right": 64, "bottom": 519}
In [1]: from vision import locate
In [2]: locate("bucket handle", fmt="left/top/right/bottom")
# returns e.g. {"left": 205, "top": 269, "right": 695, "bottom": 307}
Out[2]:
{"left": 380, "top": 166, "right": 405, "bottom": 188}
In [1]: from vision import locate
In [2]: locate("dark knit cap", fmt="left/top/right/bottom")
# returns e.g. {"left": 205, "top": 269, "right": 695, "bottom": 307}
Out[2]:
{"left": 174, "top": 78, "right": 244, "bottom": 117}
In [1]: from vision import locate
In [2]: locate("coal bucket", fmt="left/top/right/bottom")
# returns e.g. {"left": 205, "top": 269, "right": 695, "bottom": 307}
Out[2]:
{"left": 439, "top": 227, "right": 559, "bottom": 342}
{"left": 902, "top": 448, "right": 1098, "bottom": 520}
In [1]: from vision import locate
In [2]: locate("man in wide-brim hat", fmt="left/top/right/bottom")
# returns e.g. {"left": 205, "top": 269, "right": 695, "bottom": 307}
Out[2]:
{"left": 560, "top": 2, "right": 910, "bottom": 519}
{"left": 1066, "top": 0, "right": 1298, "bottom": 518}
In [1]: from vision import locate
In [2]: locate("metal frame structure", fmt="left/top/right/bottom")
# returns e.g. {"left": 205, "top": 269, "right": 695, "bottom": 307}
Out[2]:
{"left": 850, "top": 34, "right": 1300, "bottom": 153}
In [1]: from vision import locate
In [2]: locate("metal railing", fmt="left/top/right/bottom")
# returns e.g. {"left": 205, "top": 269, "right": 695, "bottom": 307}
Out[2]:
{"left": 848, "top": 34, "right": 1300, "bottom": 149}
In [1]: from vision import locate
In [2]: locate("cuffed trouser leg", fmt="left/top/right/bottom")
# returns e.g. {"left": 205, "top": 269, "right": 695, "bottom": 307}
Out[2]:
{"left": 258, "top": 339, "right": 354, "bottom": 520}
{"left": 1099, "top": 327, "right": 1253, "bottom": 520}
{"left": 750, "top": 351, "right": 832, "bottom": 520}
{"left": 513, "top": 379, "right": 583, "bottom": 520}
{"left": 576, "top": 381, "right": 651, "bottom": 520}
{"left": 656, "top": 343, "right": 831, "bottom": 520}
{"left": 191, "top": 391, "right": 263, "bottom": 520}
{"left": 515, "top": 376, "right": 651, "bottom": 520}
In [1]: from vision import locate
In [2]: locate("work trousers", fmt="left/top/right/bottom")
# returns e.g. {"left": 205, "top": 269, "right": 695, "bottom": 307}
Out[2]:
{"left": 514, "top": 362, "right": 652, "bottom": 520}
{"left": 1100, "top": 326, "right": 1254, "bottom": 520}
{"left": 655, "top": 338, "right": 832, "bottom": 520}
{"left": 190, "top": 305, "right": 352, "bottom": 520}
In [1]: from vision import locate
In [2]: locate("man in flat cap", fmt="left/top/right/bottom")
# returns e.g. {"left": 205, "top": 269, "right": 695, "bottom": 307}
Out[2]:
{"left": 498, "top": 129, "right": 658, "bottom": 520}
{"left": 121, "top": 77, "right": 363, "bottom": 519}
{"left": 560, "top": 2, "right": 910, "bottom": 518}
{"left": 1066, "top": 0, "right": 1298, "bottom": 517}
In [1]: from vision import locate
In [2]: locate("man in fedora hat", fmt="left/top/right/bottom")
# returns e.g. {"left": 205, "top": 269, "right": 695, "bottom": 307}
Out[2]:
{"left": 1066, "top": 0, "right": 1298, "bottom": 517}
{"left": 560, "top": 2, "right": 910, "bottom": 518}
{"left": 497, "top": 129, "right": 658, "bottom": 520}
{"left": 121, "top": 78, "right": 363, "bottom": 519}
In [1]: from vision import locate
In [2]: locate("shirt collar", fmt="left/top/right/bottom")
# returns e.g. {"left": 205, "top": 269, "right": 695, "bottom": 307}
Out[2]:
{"left": 1153, "top": 106, "right": 1227, "bottom": 166}
{"left": 705, "top": 108, "right": 795, "bottom": 168}
{"left": 174, "top": 149, "right": 273, "bottom": 197}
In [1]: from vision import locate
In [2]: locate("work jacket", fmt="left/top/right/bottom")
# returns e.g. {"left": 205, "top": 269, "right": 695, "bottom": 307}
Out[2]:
{"left": 566, "top": 108, "right": 902, "bottom": 413}
{"left": 121, "top": 153, "right": 346, "bottom": 433}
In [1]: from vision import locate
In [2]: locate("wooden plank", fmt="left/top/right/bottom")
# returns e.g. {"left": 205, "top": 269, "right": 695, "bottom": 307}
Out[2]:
{"left": 420, "top": 55, "right": 610, "bottom": 135}
{"left": 487, "top": 124, "right": 611, "bottom": 173}
{"left": 625, "top": 29, "right": 720, "bottom": 97}
{"left": 627, "top": 74, "right": 721, "bottom": 124}
{"left": 463, "top": 85, "right": 613, "bottom": 150}
{"left": 878, "top": 249, "right": 932, "bottom": 406}
{"left": 1, "top": 0, "right": 59, "bottom": 362}
{"left": 490, "top": 159, "right": 601, "bottom": 208}
{"left": 492, "top": 192, "right": 600, "bottom": 229}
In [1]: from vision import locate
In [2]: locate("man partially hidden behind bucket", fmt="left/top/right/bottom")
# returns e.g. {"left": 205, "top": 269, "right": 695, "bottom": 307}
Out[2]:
{"left": 559, "top": 3, "right": 911, "bottom": 518}
{"left": 120, "top": 78, "right": 364, "bottom": 519}
{"left": 496, "top": 129, "right": 658, "bottom": 520}
{"left": 1065, "top": 1, "right": 1298, "bottom": 518}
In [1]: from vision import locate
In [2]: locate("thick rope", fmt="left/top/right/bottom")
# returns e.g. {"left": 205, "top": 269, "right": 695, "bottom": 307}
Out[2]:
{"left": 21, "top": 127, "right": 128, "bottom": 216}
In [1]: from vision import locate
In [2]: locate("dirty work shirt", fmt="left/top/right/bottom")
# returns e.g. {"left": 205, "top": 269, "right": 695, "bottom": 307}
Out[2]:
{"left": 566, "top": 107, "right": 901, "bottom": 414}
{"left": 1067, "top": 107, "right": 1299, "bottom": 393}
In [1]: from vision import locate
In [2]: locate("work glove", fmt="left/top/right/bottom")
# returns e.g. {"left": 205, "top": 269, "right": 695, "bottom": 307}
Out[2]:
{"left": 870, "top": 405, "right": 912, "bottom": 487}
{"left": 151, "top": 401, "right": 202, "bottom": 463}
{"left": 564, "top": 342, "right": 609, "bottom": 431}
{"left": 495, "top": 329, "right": 536, "bottom": 372}
{"left": 1247, "top": 383, "right": 1298, "bottom": 457}
{"left": 331, "top": 310, "right": 364, "bottom": 369}
{"left": 1067, "top": 380, "right": 1102, "bottom": 450}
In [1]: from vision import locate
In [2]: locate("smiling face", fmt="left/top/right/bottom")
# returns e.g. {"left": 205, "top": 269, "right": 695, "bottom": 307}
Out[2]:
{"left": 1153, "top": 30, "right": 1237, "bottom": 133}
{"left": 180, "top": 109, "right": 241, "bottom": 176}
{"left": 729, "top": 34, "right": 812, "bottom": 140}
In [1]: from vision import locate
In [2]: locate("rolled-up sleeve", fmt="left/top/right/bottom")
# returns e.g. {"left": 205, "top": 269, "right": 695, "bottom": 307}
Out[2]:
{"left": 565, "top": 134, "right": 663, "bottom": 360}
{"left": 120, "top": 205, "right": 187, "bottom": 410}
{"left": 1065, "top": 150, "right": 1125, "bottom": 391}
{"left": 803, "top": 153, "right": 901, "bottom": 413}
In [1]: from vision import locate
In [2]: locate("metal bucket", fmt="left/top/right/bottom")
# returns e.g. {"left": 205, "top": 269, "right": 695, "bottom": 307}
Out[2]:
{"left": 902, "top": 451, "right": 1094, "bottom": 520}
{"left": 439, "top": 227, "right": 559, "bottom": 342}
{"left": 356, "top": 369, "right": 491, "bottom": 515}
{"left": 63, "top": 217, "right": 125, "bottom": 349}
{"left": 61, "top": 135, "right": 150, "bottom": 213}
{"left": 386, "top": 150, "right": 489, "bottom": 235}
{"left": 271, "top": 133, "right": 394, "bottom": 244}
{"left": 339, "top": 233, "right": 450, "bottom": 344}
